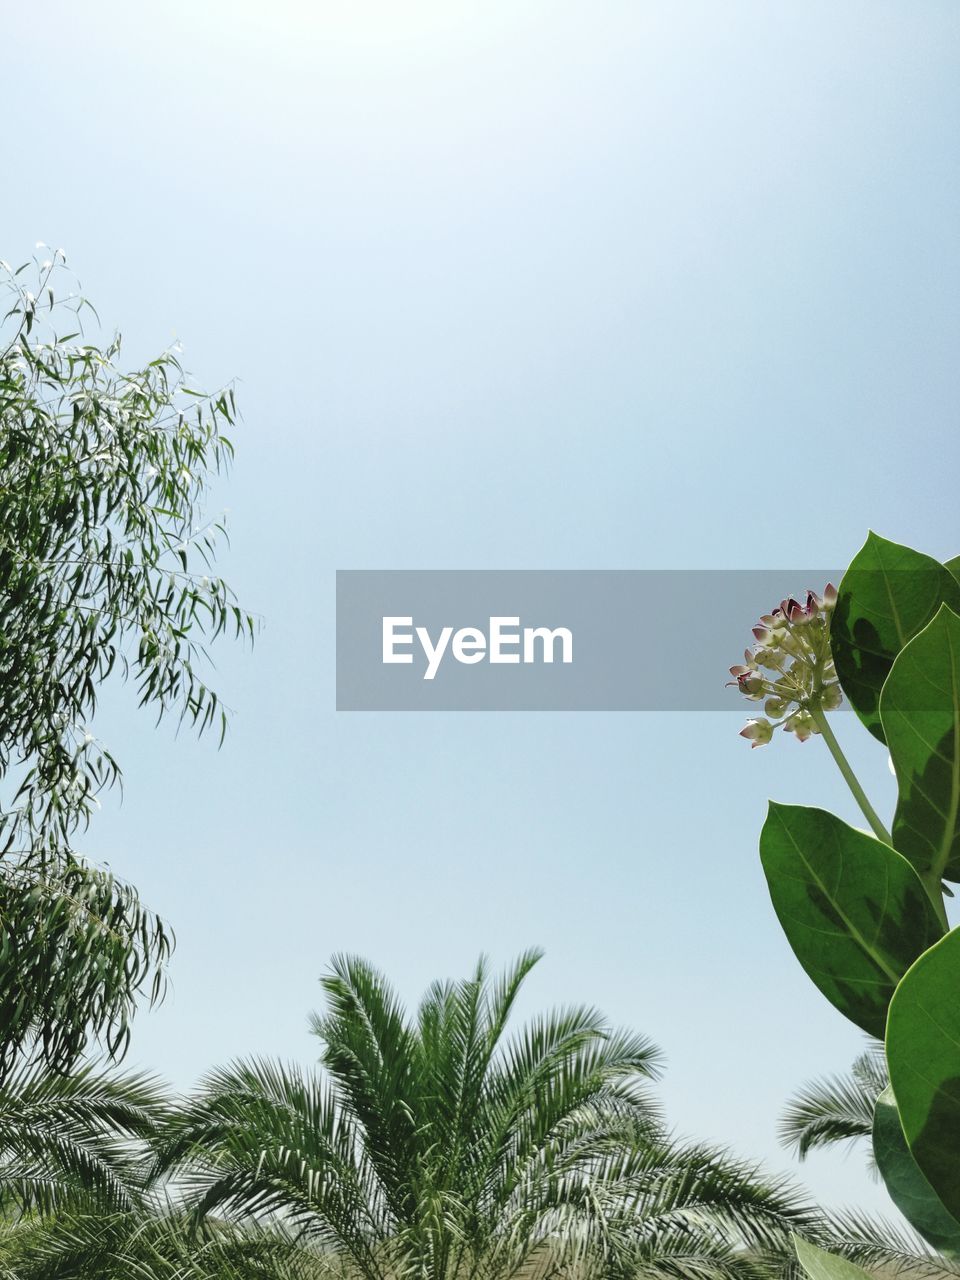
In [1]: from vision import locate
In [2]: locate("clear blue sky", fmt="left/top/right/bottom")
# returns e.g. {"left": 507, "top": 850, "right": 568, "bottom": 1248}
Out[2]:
{"left": 5, "top": 0, "right": 959, "bottom": 1213}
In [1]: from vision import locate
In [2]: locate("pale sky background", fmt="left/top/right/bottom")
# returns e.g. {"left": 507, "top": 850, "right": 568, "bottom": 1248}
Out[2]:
{"left": 4, "top": 0, "right": 960, "bottom": 1215}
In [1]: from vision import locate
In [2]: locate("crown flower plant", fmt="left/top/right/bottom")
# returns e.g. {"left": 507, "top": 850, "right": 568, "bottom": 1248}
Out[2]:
{"left": 731, "top": 582, "right": 891, "bottom": 847}
{"left": 737, "top": 534, "right": 960, "bottom": 1280}
{"left": 732, "top": 584, "right": 841, "bottom": 747}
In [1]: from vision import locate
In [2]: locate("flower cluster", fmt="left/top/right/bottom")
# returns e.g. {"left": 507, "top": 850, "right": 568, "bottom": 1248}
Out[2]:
{"left": 730, "top": 585, "right": 841, "bottom": 747}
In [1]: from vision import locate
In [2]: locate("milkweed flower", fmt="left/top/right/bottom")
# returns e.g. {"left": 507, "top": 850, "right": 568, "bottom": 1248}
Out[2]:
{"left": 729, "top": 585, "right": 841, "bottom": 745}
{"left": 740, "top": 718, "right": 774, "bottom": 748}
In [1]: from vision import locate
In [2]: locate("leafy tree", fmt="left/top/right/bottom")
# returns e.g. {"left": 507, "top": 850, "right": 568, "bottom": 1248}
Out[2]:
{"left": 0, "top": 248, "right": 252, "bottom": 860}
{"left": 0, "top": 248, "right": 253, "bottom": 1070}
{"left": 156, "top": 950, "right": 820, "bottom": 1280}
{"left": 0, "top": 860, "right": 171, "bottom": 1074}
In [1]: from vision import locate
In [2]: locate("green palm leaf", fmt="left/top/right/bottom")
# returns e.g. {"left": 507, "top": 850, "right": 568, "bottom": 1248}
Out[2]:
{"left": 0, "top": 1059, "right": 168, "bottom": 1215}
{"left": 779, "top": 1049, "right": 886, "bottom": 1165}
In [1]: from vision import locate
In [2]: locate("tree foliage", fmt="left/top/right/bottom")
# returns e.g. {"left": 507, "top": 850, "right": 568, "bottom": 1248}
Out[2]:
{"left": 0, "top": 1210, "right": 334, "bottom": 1280}
{"left": 156, "top": 950, "right": 820, "bottom": 1280}
{"left": 0, "top": 1058, "right": 167, "bottom": 1217}
{"left": 779, "top": 1049, "right": 885, "bottom": 1167}
{"left": 0, "top": 249, "right": 253, "bottom": 863}
{"left": 0, "top": 248, "right": 252, "bottom": 1073}
{"left": 0, "top": 859, "right": 172, "bottom": 1073}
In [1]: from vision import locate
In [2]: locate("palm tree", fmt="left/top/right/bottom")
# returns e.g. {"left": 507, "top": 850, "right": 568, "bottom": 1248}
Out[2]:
{"left": 157, "top": 950, "right": 820, "bottom": 1280}
{"left": 0, "top": 1058, "right": 167, "bottom": 1216}
{"left": 0, "top": 1208, "right": 338, "bottom": 1280}
{"left": 0, "top": 1066, "right": 330, "bottom": 1279}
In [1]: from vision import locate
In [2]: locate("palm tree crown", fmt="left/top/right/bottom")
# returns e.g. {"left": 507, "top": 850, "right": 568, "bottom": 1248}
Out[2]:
{"left": 158, "top": 950, "right": 818, "bottom": 1280}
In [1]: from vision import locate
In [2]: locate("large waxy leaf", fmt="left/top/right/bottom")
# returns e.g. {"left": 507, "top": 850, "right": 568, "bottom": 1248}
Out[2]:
{"left": 873, "top": 1084, "right": 960, "bottom": 1255}
{"left": 832, "top": 533, "right": 960, "bottom": 743}
{"left": 887, "top": 927, "right": 960, "bottom": 1222}
{"left": 760, "top": 804, "right": 943, "bottom": 1038}
{"left": 881, "top": 606, "right": 960, "bottom": 885}
{"left": 793, "top": 1237, "right": 872, "bottom": 1280}
{"left": 946, "top": 556, "right": 960, "bottom": 590}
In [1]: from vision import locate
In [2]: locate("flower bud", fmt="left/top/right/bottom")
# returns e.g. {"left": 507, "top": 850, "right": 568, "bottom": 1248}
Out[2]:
{"left": 764, "top": 696, "right": 788, "bottom": 717}
{"left": 740, "top": 718, "right": 773, "bottom": 748}
{"left": 785, "top": 710, "right": 816, "bottom": 742}
{"left": 820, "top": 683, "right": 843, "bottom": 711}
{"left": 822, "top": 583, "right": 838, "bottom": 609}
{"left": 737, "top": 670, "right": 765, "bottom": 697}
{"left": 785, "top": 597, "right": 808, "bottom": 624}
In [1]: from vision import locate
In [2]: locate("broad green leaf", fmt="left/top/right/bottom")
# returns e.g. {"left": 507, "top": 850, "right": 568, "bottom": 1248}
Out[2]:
{"left": 887, "top": 927, "right": 960, "bottom": 1221}
{"left": 793, "top": 1237, "right": 872, "bottom": 1280}
{"left": 832, "top": 533, "right": 960, "bottom": 743}
{"left": 947, "top": 556, "right": 960, "bottom": 590}
{"left": 760, "top": 804, "right": 943, "bottom": 1038}
{"left": 881, "top": 606, "right": 960, "bottom": 884}
{"left": 874, "top": 1084, "right": 960, "bottom": 1255}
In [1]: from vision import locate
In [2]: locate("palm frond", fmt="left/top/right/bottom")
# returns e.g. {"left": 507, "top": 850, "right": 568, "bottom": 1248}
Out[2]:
{"left": 824, "top": 1206, "right": 960, "bottom": 1277}
{"left": 155, "top": 1057, "right": 389, "bottom": 1279}
{"left": 779, "top": 1048, "right": 886, "bottom": 1165}
{"left": 0, "top": 1207, "right": 342, "bottom": 1280}
{"left": 0, "top": 1059, "right": 168, "bottom": 1215}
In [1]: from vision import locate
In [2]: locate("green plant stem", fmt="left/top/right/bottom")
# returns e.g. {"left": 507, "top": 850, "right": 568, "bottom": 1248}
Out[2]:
{"left": 812, "top": 710, "right": 949, "bottom": 928}
{"left": 809, "top": 705, "right": 892, "bottom": 846}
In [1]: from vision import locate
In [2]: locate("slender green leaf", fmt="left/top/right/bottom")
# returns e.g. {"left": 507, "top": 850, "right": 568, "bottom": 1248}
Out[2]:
{"left": 759, "top": 803, "right": 943, "bottom": 1038}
